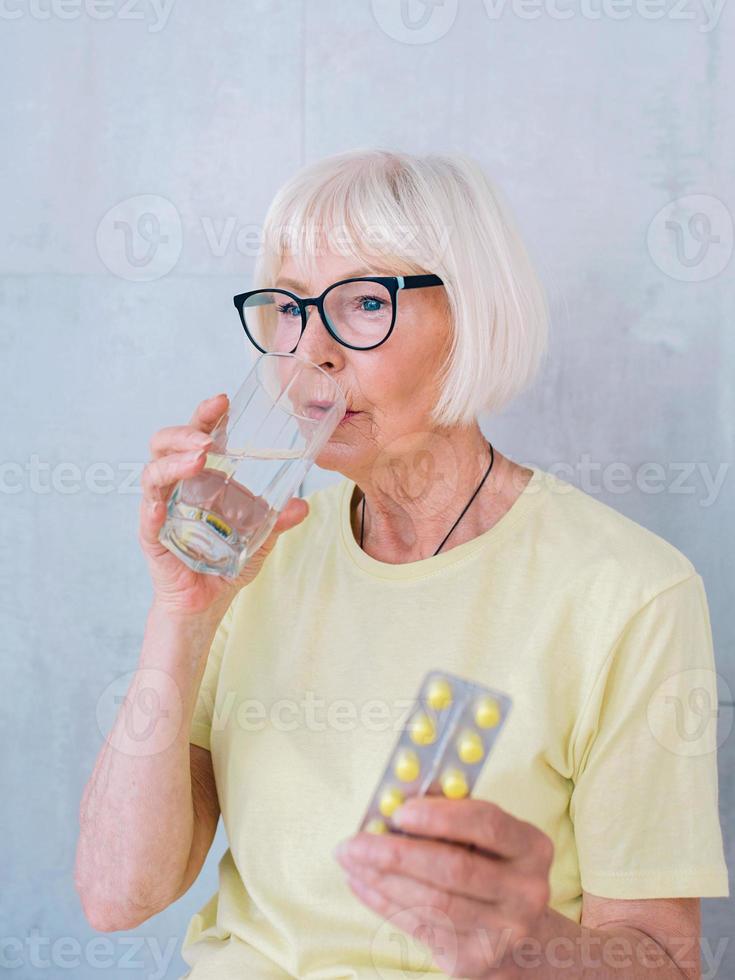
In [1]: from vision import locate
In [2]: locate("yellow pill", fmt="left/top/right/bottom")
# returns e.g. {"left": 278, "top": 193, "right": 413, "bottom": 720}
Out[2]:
{"left": 365, "top": 817, "right": 387, "bottom": 834}
{"left": 474, "top": 696, "right": 501, "bottom": 729}
{"left": 378, "top": 786, "right": 404, "bottom": 817}
{"left": 409, "top": 711, "right": 436, "bottom": 746}
{"left": 440, "top": 768, "right": 469, "bottom": 799}
{"left": 205, "top": 513, "right": 233, "bottom": 539}
{"left": 457, "top": 729, "right": 485, "bottom": 764}
{"left": 394, "top": 748, "right": 420, "bottom": 782}
{"left": 426, "top": 677, "right": 453, "bottom": 710}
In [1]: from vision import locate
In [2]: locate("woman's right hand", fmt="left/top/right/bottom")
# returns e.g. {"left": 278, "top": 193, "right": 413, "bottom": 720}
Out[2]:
{"left": 139, "top": 392, "right": 310, "bottom": 617}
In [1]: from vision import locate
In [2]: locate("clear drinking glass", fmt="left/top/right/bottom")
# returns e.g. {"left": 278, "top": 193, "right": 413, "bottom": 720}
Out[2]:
{"left": 158, "top": 352, "right": 346, "bottom": 577}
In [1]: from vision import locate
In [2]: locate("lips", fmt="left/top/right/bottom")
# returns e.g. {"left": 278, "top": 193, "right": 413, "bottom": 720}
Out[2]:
{"left": 306, "top": 400, "right": 359, "bottom": 416}
{"left": 338, "top": 409, "right": 362, "bottom": 426}
{"left": 304, "top": 400, "right": 341, "bottom": 419}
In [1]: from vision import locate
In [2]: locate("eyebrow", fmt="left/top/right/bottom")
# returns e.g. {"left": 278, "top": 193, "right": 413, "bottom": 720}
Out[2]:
{"left": 275, "top": 269, "right": 394, "bottom": 291}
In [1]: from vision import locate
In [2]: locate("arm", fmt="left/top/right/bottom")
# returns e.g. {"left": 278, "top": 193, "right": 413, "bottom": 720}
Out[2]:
{"left": 532, "top": 891, "right": 702, "bottom": 979}
{"left": 74, "top": 603, "right": 226, "bottom": 931}
{"left": 171, "top": 744, "right": 221, "bottom": 903}
{"left": 74, "top": 392, "right": 311, "bottom": 932}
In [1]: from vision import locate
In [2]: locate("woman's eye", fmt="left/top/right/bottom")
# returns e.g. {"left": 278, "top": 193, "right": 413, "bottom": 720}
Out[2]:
{"left": 357, "top": 295, "right": 385, "bottom": 312}
{"left": 276, "top": 303, "right": 301, "bottom": 317}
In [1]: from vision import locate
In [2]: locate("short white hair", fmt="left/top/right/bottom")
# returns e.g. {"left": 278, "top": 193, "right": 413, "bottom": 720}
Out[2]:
{"left": 255, "top": 147, "right": 549, "bottom": 428}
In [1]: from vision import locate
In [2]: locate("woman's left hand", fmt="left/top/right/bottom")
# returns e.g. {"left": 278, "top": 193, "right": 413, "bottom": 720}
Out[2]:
{"left": 334, "top": 796, "right": 554, "bottom": 978}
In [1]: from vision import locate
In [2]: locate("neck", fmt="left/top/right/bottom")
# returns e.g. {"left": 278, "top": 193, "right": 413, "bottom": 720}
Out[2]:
{"left": 350, "top": 425, "right": 510, "bottom": 564}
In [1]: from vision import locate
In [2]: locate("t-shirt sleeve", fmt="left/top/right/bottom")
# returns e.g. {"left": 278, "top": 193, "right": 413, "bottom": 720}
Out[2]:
{"left": 569, "top": 572, "right": 730, "bottom": 899}
{"left": 189, "top": 598, "right": 237, "bottom": 752}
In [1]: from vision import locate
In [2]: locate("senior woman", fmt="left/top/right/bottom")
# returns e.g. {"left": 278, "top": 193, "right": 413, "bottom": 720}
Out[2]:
{"left": 75, "top": 149, "right": 728, "bottom": 979}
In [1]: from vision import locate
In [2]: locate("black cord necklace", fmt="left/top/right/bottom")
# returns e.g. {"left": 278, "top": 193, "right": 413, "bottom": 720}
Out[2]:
{"left": 359, "top": 440, "right": 495, "bottom": 557}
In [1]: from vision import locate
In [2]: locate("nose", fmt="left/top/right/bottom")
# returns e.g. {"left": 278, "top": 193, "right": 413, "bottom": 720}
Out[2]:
{"left": 294, "top": 304, "right": 341, "bottom": 367}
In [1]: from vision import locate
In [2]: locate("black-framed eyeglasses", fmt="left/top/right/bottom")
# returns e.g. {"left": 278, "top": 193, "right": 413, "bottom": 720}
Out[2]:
{"left": 233, "top": 274, "right": 444, "bottom": 353}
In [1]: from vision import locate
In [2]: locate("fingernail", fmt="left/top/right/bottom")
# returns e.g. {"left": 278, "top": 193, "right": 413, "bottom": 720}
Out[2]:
{"left": 206, "top": 392, "right": 227, "bottom": 404}
{"left": 186, "top": 449, "right": 206, "bottom": 462}
{"left": 189, "top": 432, "right": 213, "bottom": 447}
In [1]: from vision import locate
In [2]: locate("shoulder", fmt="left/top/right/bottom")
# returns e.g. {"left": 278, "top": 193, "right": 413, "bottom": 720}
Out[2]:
{"left": 531, "top": 467, "right": 698, "bottom": 602}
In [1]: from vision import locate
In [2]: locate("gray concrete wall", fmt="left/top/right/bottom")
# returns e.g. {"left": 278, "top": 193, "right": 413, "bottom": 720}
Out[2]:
{"left": 1, "top": 1, "right": 732, "bottom": 977}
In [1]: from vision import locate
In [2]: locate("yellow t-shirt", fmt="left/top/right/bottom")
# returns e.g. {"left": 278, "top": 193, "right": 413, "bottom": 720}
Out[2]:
{"left": 181, "top": 466, "right": 729, "bottom": 979}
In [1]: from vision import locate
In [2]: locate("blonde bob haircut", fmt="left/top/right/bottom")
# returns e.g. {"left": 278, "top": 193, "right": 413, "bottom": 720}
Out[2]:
{"left": 254, "top": 147, "right": 549, "bottom": 429}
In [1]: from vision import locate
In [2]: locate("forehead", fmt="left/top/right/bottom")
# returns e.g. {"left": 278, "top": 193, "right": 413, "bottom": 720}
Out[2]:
{"left": 276, "top": 248, "right": 396, "bottom": 293}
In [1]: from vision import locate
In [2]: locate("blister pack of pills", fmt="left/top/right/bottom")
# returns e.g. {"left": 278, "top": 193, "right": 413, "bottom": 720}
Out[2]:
{"left": 359, "top": 670, "right": 512, "bottom": 834}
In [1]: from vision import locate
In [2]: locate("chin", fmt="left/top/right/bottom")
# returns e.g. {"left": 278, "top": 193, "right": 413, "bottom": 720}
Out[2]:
{"left": 313, "top": 436, "right": 361, "bottom": 472}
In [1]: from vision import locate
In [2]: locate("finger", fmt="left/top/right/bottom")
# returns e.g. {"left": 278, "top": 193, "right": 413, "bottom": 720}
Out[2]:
{"left": 229, "top": 498, "right": 310, "bottom": 584}
{"left": 344, "top": 871, "right": 511, "bottom": 980}
{"left": 149, "top": 425, "right": 213, "bottom": 460}
{"left": 337, "top": 830, "right": 528, "bottom": 905}
{"left": 188, "top": 392, "right": 229, "bottom": 431}
{"left": 244, "top": 497, "right": 310, "bottom": 558}
{"left": 139, "top": 496, "right": 169, "bottom": 550}
{"left": 140, "top": 449, "right": 208, "bottom": 504}
{"left": 270, "top": 496, "right": 310, "bottom": 533}
{"left": 391, "top": 797, "right": 548, "bottom": 867}
{"left": 341, "top": 860, "right": 489, "bottom": 935}
{"left": 342, "top": 876, "right": 460, "bottom": 966}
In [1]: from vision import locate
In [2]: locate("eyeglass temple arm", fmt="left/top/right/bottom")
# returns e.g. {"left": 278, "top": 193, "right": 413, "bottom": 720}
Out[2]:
{"left": 397, "top": 274, "right": 444, "bottom": 290}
